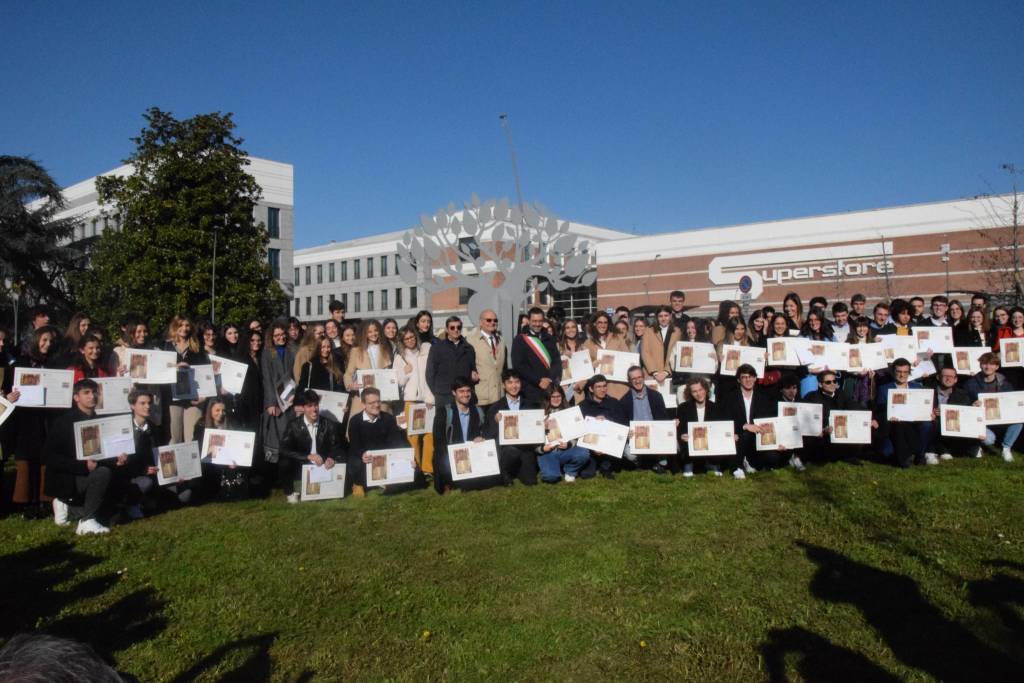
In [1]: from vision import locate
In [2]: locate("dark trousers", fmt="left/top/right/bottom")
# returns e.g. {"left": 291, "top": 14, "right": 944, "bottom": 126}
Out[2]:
{"left": 749, "top": 448, "right": 789, "bottom": 470}
{"left": 890, "top": 422, "right": 922, "bottom": 468}
{"left": 498, "top": 446, "right": 537, "bottom": 486}
{"left": 71, "top": 466, "right": 112, "bottom": 521}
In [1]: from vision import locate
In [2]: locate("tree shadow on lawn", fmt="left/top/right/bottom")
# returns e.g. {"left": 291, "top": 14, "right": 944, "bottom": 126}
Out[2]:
{"left": 968, "top": 560, "right": 1024, "bottom": 636}
{"left": 763, "top": 542, "right": 1022, "bottom": 682}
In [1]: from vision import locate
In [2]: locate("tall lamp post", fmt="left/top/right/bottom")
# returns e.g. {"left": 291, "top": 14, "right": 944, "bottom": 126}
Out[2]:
{"left": 940, "top": 243, "right": 951, "bottom": 297}
{"left": 210, "top": 222, "right": 220, "bottom": 325}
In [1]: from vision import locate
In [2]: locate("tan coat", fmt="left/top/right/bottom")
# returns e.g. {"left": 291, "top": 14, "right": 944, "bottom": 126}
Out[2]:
{"left": 641, "top": 325, "right": 682, "bottom": 376}
{"left": 344, "top": 344, "right": 394, "bottom": 417}
{"left": 584, "top": 334, "right": 631, "bottom": 400}
{"left": 466, "top": 328, "right": 506, "bottom": 406}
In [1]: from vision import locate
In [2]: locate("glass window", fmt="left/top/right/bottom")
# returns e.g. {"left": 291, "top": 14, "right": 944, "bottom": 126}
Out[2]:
{"left": 267, "top": 207, "right": 280, "bottom": 238}
{"left": 341, "top": 261, "right": 347, "bottom": 281}
{"left": 305, "top": 266, "right": 311, "bottom": 286}
{"left": 368, "top": 291, "right": 375, "bottom": 311}
{"left": 381, "top": 255, "right": 388, "bottom": 277}
{"left": 459, "top": 288, "right": 471, "bottom": 305}
{"left": 354, "top": 292, "right": 361, "bottom": 312}
{"left": 395, "top": 288, "right": 403, "bottom": 310}
{"left": 294, "top": 267, "right": 300, "bottom": 285}
{"left": 341, "top": 293, "right": 347, "bottom": 311}
{"left": 381, "top": 289, "right": 388, "bottom": 311}
{"left": 354, "top": 260, "right": 360, "bottom": 279}
{"left": 459, "top": 237, "right": 480, "bottom": 259}
{"left": 410, "top": 287, "right": 418, "bottom": 308}
{"left": 294, "top": 298, "right": 300, "bottom": 315}
{"left": 367, "top": 257, "right": 374, "bottom": 279}
{"left": 268, "top": 248, "right": 280, "bottom": 279}
{"left": 317, "top": 296, "right": 323, "bottom": 315}
{"left": 328, "top": 263, "right": 335, "bottom": 282}
{"left": 316, "top": 264, "right": 323, "bottom": 284}
{"left": 305, "top": 297, "right": 311, "bottom": 316}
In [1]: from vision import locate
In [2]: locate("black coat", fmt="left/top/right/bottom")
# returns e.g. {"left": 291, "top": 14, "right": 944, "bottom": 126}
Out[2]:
{"left": 720, "top": 388, "right": 776, "bottom": 432}
{"left": 129, "top": 417, "right": 162, "bottom": 478}
{"left": 43, "top": 408, "right": 93, "bottom": 501}
{"left": 347, "top": 411, "right": 406, "bottom": 461}
{"left": 425, "top": 337, "right": 476, "bottom": 399}
{"left": 278, "top": 416, "right": 345, "bottom": 462}
{"left": 617, "top": 389, "right": 669, "bottom": 422}
{"left": 484, "top": 396, "right": 540, "bottom": 441}
{"left": 803, "top": 390, "right": 859, "bottom": 427}
{"left": 509, "top": 331, "right": 561, "bottom": 402}
{"left": 298, "top": 360, "right": 342, "bottom": 392}
{"left": 578, "top": 395, "right": 626, "bottom": 425}
{"left": 431, "top": 402, "right": 486, "bottom": 493}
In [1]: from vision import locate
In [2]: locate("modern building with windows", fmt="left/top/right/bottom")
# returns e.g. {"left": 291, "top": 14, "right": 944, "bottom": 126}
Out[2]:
{"left": 50, "top": 157, "right": 295, "bottom": 294}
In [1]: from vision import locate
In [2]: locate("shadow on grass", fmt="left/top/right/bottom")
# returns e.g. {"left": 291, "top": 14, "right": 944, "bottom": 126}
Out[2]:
{"left": 968, "top": 560, "right": 1024, "bottom": 635}
{"left": 771, "top": 542, "right": 1022, "bottom": 681}
{"left": 168, "top": 633, "right": 284, "bottom": 683}
{"left": 762, "top": 626, "right": 900, "bottom": 683}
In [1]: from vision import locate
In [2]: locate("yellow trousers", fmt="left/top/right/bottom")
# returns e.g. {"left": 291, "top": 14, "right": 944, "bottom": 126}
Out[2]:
{"left": 403, "top": 402, "right": 434, "bottom": 474}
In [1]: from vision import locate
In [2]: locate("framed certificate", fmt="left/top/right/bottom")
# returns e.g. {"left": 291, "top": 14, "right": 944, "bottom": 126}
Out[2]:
{"left": 878, "top": 335, "right": 918, "bottom": 365}
{"left": 498, "top": 409, "right": 546, "bottom": 445}
{"left": 592, "top": 350, "right": 640, "bottom": 383}
{"left": 561, "top": 350, "right": 595, "bottom": 386}
{"left": 94, "top": 377, "right": 133, "bottom": 415}
{"left": 314, "top": 390, "right": 350, "bottom": 423}
{"left": 171, "top": 365, "right": 217, "bottom": 401}
{"left": 755, "top": 416, "right": 803, "bottom": 451}
{"left": 829, "top": 410, "right": 872, "bottom": 444}
{"left": 405, "top": 403, "right": 435, "bottom": 435}
{"left": 365, "top": 447, "right": 416, "bottom": 487}
{"left": 579, "top": 417, "right": 629, "bottom": 458}
{"left": 629, "top": 420, "right": 677, "bottom": 455}
{"left": 939, "top": 404, "right": 986, "bottom": 440}
{"left": 300, "top": 463, "right": 347, "bottom": 501}
{"left": 200, "top": 428, "right": 255, "bottom": 467}
{"left": 777, "top": 401, "right": 823, "bottom": 437}
{"left": 154, "top": 441, "right": 202, "bottom": 486}
{"left": 999, "top": 337, "right": 1024, "bottom": 368}
{"left": 953, "top": 347, "right": 988, "bottom": 375}
{"left": 448, "top": 439, "right": 501, "bottom": 481}
{"left": 767, "top": 337, "right": 807, "bottom": 367}
{"left": 887, "top": 388, "right": 934, "bottom": 422}
{"left": 847, "top": 343, "right": 888, "bottom": 372}
{"left": 979, "top": 391, "right": 1024, "bottom": 426}
{"left": 0, "top": 396, "right": 14, "bottom": 429}
{"left": 799, "top": 341, "right": 849, "bottom": 372}
{"left": 209, "top": 354, "right": 248, "bottom": 394}
{"left": 673, "top": 341, "right": 718, "bottom": 374}
{"left": 126, "top": 349, "right": 178, "bottom": 384}
{"left": 545, "top": 406, "right": 587, "bottom": 445}
{"left": 686, "top": 421, "right": 736, "bottom": 456}
{"left": 909, "top": 359, "right": 937, "bottom": 381}
{"left": 356, "top": 369, "right": 399, "bottom": 401}
{"left": 74, "top": 414, "right": 135, "bottom": 461}
{"left": 720, "top": 345, "right": 767, "bottom": 378}
{"left": 913, "top": 326, "right": 954, "bottom": 354}
{"left": 13, "top": 367, "right": 74, "bottom": 408}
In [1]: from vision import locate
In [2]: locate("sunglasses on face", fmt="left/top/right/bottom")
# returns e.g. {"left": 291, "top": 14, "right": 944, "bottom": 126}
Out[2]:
{"left": 448, "top": 325, "right": 462, "bottom": 331}
{"left": 822, "top": 380, "right": 837, "bottom": 385}
{"left": 483, "top": 318, "right": 497, "bottom": 323}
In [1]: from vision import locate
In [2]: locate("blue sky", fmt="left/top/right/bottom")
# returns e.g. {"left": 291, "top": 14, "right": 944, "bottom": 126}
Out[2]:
{"left": 2, "top": 1, "right": 1021, "bottom": 248}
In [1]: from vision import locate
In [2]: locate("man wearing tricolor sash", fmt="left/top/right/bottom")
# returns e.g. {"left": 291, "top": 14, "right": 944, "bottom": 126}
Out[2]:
{"left": 510, "top": 307, "right": 561, "bottom": 405}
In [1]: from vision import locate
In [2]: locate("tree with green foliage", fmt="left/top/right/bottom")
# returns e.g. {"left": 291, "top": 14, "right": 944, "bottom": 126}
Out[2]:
{"left": 0, "top": 155, "right": 85, "bottom": 320}
{"left": 75, "top": 108, "right": 287, "bottom": 335}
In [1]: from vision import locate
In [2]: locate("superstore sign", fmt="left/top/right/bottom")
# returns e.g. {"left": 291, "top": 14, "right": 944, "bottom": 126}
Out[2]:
{"left": 708, "top": 242, "right": 894, "bottom": 301}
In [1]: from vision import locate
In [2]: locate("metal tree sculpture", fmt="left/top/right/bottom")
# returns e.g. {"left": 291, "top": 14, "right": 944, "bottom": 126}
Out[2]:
{"left": 396, "top": 195, "right": 596, "bottom": 341}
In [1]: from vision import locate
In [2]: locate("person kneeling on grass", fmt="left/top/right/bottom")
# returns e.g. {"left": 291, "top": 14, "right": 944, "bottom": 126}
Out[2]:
{"left": 536, "top": 385, "right": 590, "bottom": 483}
{"left": 44, "top": 379, "right": 124, "bottom": 535}
{"left": 618, "top": 365, "right": 672, "bottom": 474}
{"left": 721, "top": 364, "right": 776, "bottom": 479}
{"left": 431, "top": 376, "right": 488, "bottom": 494}
{"left": 578, "top": 374, "right": 624, "bottom": 480}
{"left": 925, "top": 365, "right": 979, "bottom": 461}
{"left": 485, "top": 369, "right": 540, "bottom": 487}
{"left": 676, "top": 376, "right": 737, "bottom": 478}
{"left": 279, "top": 390, "right": 344, "bottom": 503}
{"left": 348, "top": 386, "right": 409, "bottom": 496}
{"left": 875, "top": 358, "right": 927, "bottom": 468}
{"left": 964, "top": 352, "right": 1022, "bottom": 462}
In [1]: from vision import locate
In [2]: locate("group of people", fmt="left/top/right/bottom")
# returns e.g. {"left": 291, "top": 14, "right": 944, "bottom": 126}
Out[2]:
{"left": 1, "top": 287, "right": 1021, "bottom": 535}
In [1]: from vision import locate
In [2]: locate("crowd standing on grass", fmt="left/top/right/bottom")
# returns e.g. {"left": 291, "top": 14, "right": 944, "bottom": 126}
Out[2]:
{"left": 1, "top": 288, "right": 1023, "bottom": 535}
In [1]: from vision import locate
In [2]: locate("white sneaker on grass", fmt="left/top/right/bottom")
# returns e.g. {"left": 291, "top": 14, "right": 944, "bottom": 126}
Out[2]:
{"left": 682, "top": 464, "right": 694, "bottom": 478}
{"left": 1002, "top": 447, "right": 1015, "bottom": 463}
{"left": 732, "top": 468, "right": 746, "bottom": 480}
{"left": 563, "top": 473, "right": 576, "bottom": 483}
{"left": 76, "top": 519, "right": 109, "bottom": 536}
{"left": 286, "top": 493, "right": 300, "bottom": 504}
{"left": 53, "top": 499, "right": 69, "bottom": 527}
{"left": 790, "top": 455, "right": 806, "bottom": 472}
{"left": 939, "top": 453, "right": 953, "bottom": 461}
{"left": 742, "top": 458, "right": 757, "bottom": 475}
{"left": 974, "top": 446, "right": 984, "bottom": 459}
{"left": 706, "top": 464, "right": 722, "bottom": 477}
{"left": 924, "top": 453, "right": 940, "bottom": 466}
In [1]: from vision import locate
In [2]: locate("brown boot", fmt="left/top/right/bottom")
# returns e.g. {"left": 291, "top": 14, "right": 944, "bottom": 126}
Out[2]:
{"left": 351, "top": 484, "right": 366, "bottom": 498}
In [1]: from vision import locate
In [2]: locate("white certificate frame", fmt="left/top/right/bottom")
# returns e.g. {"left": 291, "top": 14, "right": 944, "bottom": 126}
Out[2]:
{"left": 356, "top": 369, "right": 400, "bottom": 401}
{"left": 629, "top": 420, "right": 677, "bottom": 455}
{"left": 887, "top": 388, "right": 934, "bottom": 422}
{"left": 999, "top": 337, "right": 1024, "bottom": 368}
{"left": 591, "top": 350, "right": 640, "bottom": 383}
{"left": 953, "top": 347, "right": 988, "bottom": 375}
{"left": 200, "top": 428, "right": 256, "bottom": 467}
{"left": 767, "top": 337, "right": 807, "bottom": 367}
{"left": 979, "top": 391, "right": 1024, "bottom": 426}
{"left": 94, "top": 377, "right": 133, "bottom": 415}
{"left": 13, "top": 367, "right": 74, "bottom": 408}
{"left": 300, "top": 463, "right": 347, "bottom": 501}
{"left": 720, "top": 345, "right": 767, "bottom": 378}
{"left": 498, "top": 409, "right": 546, "bottom": 445}
{"left": 939, "top": 404, "right": 986, "bottom": 439}
{"left": 126, "top": 349, "right": 178, "bottom": 384}
{"left": 755, "top": 416, "right": 803, "bottom": 451}
{"left": 314, "top": 389, "right": 350, "bottom": 423}
{"left": 828, "top": 410, "right": 873, "bottom": 444}
{"left": 154, "top": 441, "right": 203, "bottom": 486}
{"left": 544, "top": 406, "right": 586, "bottom": 445}
{"left": 209, "top": 354, "right": 249, "bottom": 394}
{"left": 74, "top": 414, "right": 135, "bottom": 461}
{"left": 447, "top": 439, "right": 501, "bottom": 481}
{"left": 673, "top": 341, "right": 718, "bottom": 374}
{"left": 364, "top": 447, "right": 416, "bottom": 487}
{"left": 686, "top": 421, "right": 736, "bottom": 457}
{"left": 777, "top": 401, "right": 823, "bottom": 437}
{"left": 913, "top": 326, "right": 954, "bottom": 354}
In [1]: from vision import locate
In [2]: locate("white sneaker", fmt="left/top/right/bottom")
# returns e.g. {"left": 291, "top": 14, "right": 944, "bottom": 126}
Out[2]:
{"left": 286, "top": 493, "right": 300, "bottom": 504}
{"left": 76, "top": 519, "right": 110, "bottom": 535}
{"left": 974, "top": 446, "right": 984, "bottom": 459}
{"left": 732, "top": 468, "right": 746, "bottom": 480}
{"left": 53, "top": 499, "right": 69, "bottom": 527}
{"left": 742, "top": 457, "right": 757, "bottom": 475}
{"left": 563, "top": 473, "right": 576, "bottom": 483}
{"left": 924, "top": 453, "right": 940, "bottom": 466}
{"left": 682, "top": 464, "right": 694, "bottom": 478}
{"left": 706, "top": 464, "right": 722, "bottom": 476}
{"left": 1002, "top": 447, "right": 1015, "bottom": 463}
{"left": 790, "top": 456, "right": 806, "bottom": 472}
{"left": 939, "top": 453, "right": 953, "bottom": 461}
{"left": 126, "top": 504, "right": 144, "bottom": 520}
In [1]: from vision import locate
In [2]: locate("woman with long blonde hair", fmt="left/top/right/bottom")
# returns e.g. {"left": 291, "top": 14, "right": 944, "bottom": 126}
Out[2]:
{"left": 345, "top": 320, "right": 394, "bottom": 416}
{"left": 162, "top": 315, "right": 205, "bottom": 443}
{"left": 583, "top": 311, "right": 630, "bottom": 400}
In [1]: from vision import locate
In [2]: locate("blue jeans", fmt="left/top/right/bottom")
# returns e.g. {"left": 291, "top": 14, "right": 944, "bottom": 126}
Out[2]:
{"left": 985, "top": 423, "right": 1023, "bottom": 448}
{"left": 538, "top": 445, "right": 591, "bottom": 482}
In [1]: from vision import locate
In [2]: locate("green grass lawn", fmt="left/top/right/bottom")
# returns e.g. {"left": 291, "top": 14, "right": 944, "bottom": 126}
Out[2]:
{"left": 3, "top": 457, "right": 1024, "bottom": 682}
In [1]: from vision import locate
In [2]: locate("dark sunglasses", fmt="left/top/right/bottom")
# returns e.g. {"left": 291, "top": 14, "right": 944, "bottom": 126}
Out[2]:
{"left": 448, "top": 325, "right": 462, "bottom": 330}
{"left": 483, "top": 318, "right": 497, "bottom": 322}
{"left": 822, "top": 379, "right": 837, "bottom": 385}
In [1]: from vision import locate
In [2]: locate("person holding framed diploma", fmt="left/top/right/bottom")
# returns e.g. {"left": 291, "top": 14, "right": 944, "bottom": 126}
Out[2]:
{"left": 395, "top": 326, "right": 435, "bottom": 475}
{"left": 640, "top": 306, "right": 682, "bottom": 387}
{"left": 431, "top": 376, "right": 487, "bottom": 494}
{"left": 346, "top": 387, "right": 409, "bottom": 497}
{"left": 618, "top": 365, "right": 672, "bottom": 473}
{"left": 163, "top": 316, "right": 207, "bottom": 445}
{"left": 578, "top": 374, "right": 624, "bottom": 480}
{"left": 715, "top": 316, "right": 750, "bottom": 397}
{"left": 121, "top": 389, "right": 163, "bottom": 516}
{"left": 803, "top": 370, "right": 865, "bottom": 466}
{"left": 279, "top": 390, "right": 345, "bottom": 502}
{"left": 583, "top": 312, "right": 630, "bottom": 400}
{"left": 536, "top": 386, "right": 591, "bottom": 483}
{"left": 193, "top": 398, "right": 249, "bottom": 500}
{"left": 676, "top": 377, "right": 734, "bottom": 477}
{"left": 721, "top": 364, "right": 777, "bottom": 477}
{"left": 926, "top": 366, "right": 977, "bottom": 460}
{"left": 964, "top": 352, "right": 1022, "bottom": 462}
{"left": 345, "top": 320, "right": 395, "bottom": 419}
{"left": 875, "top": 358, "right": 927, "bottom": 468}
{"left": 11, "top": 326, "right": 58, "bottom": 519}
{"left": 484, "top": 369, "right": 540, "bottom": 487}
{"left": 992, "top": 307, "right": 1024, "bottom": 389}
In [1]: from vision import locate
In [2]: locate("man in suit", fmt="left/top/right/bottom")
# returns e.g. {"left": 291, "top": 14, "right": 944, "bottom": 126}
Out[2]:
{"left": 425, "top": 317, "right": 478, "bottom": 408}
{"left": 467, "top": 309, "right": 506, "bottom": 415}
{"left": 721, "top": 364, "right": 776, "bottom": 477}
{"left": 485, "top": 369, "right": 539, "bottom": 486}
{"left": 348, "top": 386, "right": 410, "bottom": 493}
{"left": 618, "top": 365, "right": 671, "bottom": 473}
{"left": 432, "top": 376, "right": 488, "bottom": 494}
{"left": 279, "top": 390, "right": 345, "bottom": 502}
{"left": 510, "top": 307, "right": 561, "bottom": 404}
{"left": 641, "top": 306, "right": 682, "bottom": 384}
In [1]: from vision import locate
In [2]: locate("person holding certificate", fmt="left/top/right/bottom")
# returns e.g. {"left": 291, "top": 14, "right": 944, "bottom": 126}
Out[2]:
{"left": 964, "top": 353, "right": 1022, "bottom": 462}
{"left": 715, "top": 316, "right": 751, "bottom": 397}
{"left": 260, "top": 322, "right": 297, "bottom": 469}
{"left": 431, "top": 377, "right": 488, "bottom": 494}
{"left": 510, "top": 307, "right": 561, "bottom": 405}
{"left": 722, "top": 364, "right": 776, "bottom": 477}
{"left": 772, "top": 374, "right": 810, "bottom": 471}
{"left": 640, "top": 306, "right": 682, "bottom": 386}
{"left": 348, "top": 387, "right": 409, "bottom": 496}
{"left": 193, "top": 398, "right": 250, "bottom": 500}
{"left": 618, "top": 365, "right": 672, "bottom": 473}
{"left": 583, "top": 312, "right": 631, "bottom": 400}
{"left": 992, "top": 307, "right": 1024, "bottom": 390}
{"left": 536, "top": 386, "right": 591, "bottom": 483}
{"left": 676, "top": 377, "right": 735, "bottom": 477}
{"left": 875, "top": 358, "right": 928, "bottom": 468}
{"left": 162, "top": 316, "right": 208, "bottom": 445}
{"left": 11, "top": 326, "right": 59, "bottom": 519}
{"left": 122, "top": 389, "right": 163, "bottom": 516}
{"left": 394, "top": 326, "right": 435, "bottom": 476}
{"left": 344, "top": 320, "right": 395, "bottom": 418}
{"left": 43, "top": 380, "right": 121, "bottom": 535}
{"left": 803, "top": 370, "right": 865, "bottom": 465}
{"left": 578, "top": 374, "right": 625, "bottom": 479}
{"left": 484, "top": 369, "right": 540, "bottom": 486}
{"left": 926, "top": 366, "right": 978, "bottom": 460}
{"left": 279, "top": 390, "right": 345, "bottom": 502}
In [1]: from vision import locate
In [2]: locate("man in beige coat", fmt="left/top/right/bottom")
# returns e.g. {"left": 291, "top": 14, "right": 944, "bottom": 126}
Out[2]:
{"left": 641, "top": 306, "right": 682, "bottom": 383}
{"left": 467, "top": 309, "right": 507, "bottom": 414}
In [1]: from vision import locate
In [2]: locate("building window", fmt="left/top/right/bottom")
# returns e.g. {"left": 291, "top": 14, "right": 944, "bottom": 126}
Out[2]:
{"left": 354, "top": 260, "right": 360, "bottom": 279}
{"left": 268, "top": 248, "right": 281, "bottom": 279}
{"left": 317, "top": 295, "right": 324, "bottom": 315}
{"left": 381, "top": 255, "right": 388, "bottom": 277}
{"left": 410, "top": 287, "right": 418, "bottom": 308}
{"left": 458, "top": 288, "right": 471, "bottom": 305}
{"left": 341, "top": 261, "right": 347, "bottom": 281}
{"left": 354, "top": 292, "right": 361, "bottom": 313}
{"left": 381, "top": 289, "right": 388, "bottom": 311}
{"left": 367, "top": 257, "right": 374, "bottom": 279}
{"left": 305, "top": 266, "right": 311, "bottom": 285}
{"left": 294, "top": 267, "right": 300, "bottom": 285}
{"left": 267, "top": 207, "right": 280, "bottom": 238}
{"left": 367, "top": 291, "right": 375, "bottom": 312}
{"left": 294, "top": 298, "right": 300, "bottom": 315}
{"left": 341, "top": 293, "right": 347, "bottom": 311}
{"left": 395, "top": 288, "right": 403, "bottom": 310}
{"left": 317, "top": 264, "right": 323, "bottom": 284}
{"left": 459, "top": 236, "right": 480, "bottom": 259}
{"left": 328, "top": 263, "right": 335, "bottom": 282}
{"left": 91, "top": 218, "right": 98, "bottom": 237}
{"left": 305, "top": 297, "right": 311, "bottom": 316}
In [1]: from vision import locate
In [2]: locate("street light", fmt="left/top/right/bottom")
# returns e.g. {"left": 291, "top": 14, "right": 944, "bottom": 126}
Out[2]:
{"left": 940, "top": 243, "right": 951, "bottom": 297}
